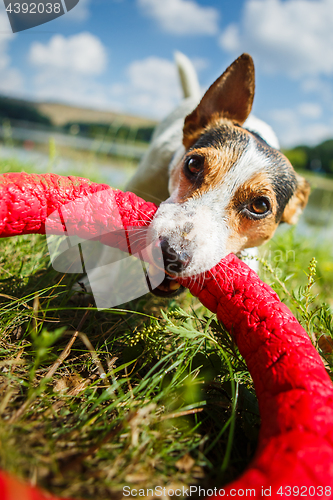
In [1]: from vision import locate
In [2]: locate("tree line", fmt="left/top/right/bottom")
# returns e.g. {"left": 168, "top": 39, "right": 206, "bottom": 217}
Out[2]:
{"left": 284, "top": 140, "right": 333, "bottom": 175}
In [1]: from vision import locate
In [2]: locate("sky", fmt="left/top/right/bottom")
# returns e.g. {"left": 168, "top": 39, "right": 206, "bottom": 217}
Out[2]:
{"left": 0, "top": 0, "right": 333, "bottom": 148}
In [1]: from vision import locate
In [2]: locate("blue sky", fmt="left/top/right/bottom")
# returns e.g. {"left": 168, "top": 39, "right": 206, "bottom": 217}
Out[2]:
{"left": 0, "top": 0, "right": 333, "bottom": 147}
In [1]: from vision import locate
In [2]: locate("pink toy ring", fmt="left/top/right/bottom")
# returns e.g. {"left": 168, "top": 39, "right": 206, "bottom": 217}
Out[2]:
{"left": 0, "top": 173, "right": 333, "bottom": 499}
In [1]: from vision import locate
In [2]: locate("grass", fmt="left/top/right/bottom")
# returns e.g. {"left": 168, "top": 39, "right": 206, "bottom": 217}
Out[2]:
{"left": 0, "top": 154, "right": 333, "bottom": 498}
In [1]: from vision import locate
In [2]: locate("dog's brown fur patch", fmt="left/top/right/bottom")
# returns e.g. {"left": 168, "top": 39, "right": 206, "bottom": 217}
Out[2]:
{"left": 226, "top": 172, "right": 279, "bottom": 252}
{"left": 177, "top": 119, "right": 251, "bottom": 202}
{"left": 179, "top": 146, "right": 243, "bottom": 202}
{"left": 231, "top": 172, "right": 276, "bottom": 211}
{"left": 281, "top": 174, "right": 311, "bottom": 224}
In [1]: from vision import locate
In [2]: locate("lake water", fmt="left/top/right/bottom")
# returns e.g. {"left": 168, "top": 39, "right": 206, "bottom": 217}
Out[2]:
{"left": 0, "top": 145, "right": 134, "bottom": 188}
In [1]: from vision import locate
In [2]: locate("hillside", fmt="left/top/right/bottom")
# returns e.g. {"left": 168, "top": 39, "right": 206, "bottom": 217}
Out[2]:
{"left": 35, "top": 101, "right": 157, "bottom": 128}
{"left": 0, "top": 95, "right": 157, "bottom": 129}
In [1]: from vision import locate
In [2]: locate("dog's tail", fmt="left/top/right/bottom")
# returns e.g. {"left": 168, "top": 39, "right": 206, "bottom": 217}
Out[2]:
{"left": 174, "top": 51, "right": 201, "bottom": 101}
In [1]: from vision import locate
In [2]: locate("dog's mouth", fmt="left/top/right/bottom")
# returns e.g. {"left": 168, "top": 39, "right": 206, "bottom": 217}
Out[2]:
{"left": 146, "top": 238, "right": 189, "bottom": 297}
{"left": 151, "top": 273, "right": 184, "bottom": 297}
{"left": 146, "top": 263, "right": 184, "bottom": 297}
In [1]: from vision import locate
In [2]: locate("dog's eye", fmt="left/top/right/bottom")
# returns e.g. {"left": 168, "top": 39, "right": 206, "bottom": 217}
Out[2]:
{"left": 247, "top": 197, "right": 271, "bottom": 216}
{"left": 184, "top": 155, "right": 204, "bottom": 176}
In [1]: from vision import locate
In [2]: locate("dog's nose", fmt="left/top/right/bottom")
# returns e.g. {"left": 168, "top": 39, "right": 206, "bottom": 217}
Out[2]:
{"left": 159, "top": 238, "right": 191, "bottom": 275}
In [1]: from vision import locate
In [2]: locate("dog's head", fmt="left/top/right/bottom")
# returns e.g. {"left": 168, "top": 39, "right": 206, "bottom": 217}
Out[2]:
{"left": 149, "top": 54, "right": 310, "bottom": 288}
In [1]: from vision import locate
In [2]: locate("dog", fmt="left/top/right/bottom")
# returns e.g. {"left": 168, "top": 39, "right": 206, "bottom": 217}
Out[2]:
{"left": 75, "top": 52, "right": 310, "bottom": 302}
{"left": 126, "top": 52, "right": 310, "bottom": 296}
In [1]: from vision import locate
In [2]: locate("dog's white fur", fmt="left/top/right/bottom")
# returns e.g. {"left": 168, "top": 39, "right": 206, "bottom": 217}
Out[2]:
{"left": 78, "top": 53, "right": 281, "bottom": 294}
{"left": 149, "top": 136, "right": 272, "bottom": 276}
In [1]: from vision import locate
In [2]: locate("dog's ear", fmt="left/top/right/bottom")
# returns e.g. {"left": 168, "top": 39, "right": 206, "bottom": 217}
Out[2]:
{"left": 183, "top": 53, "right": 255, "bottom": 148}
{"left": 281, "top": 174, "right": 311, "bottom": 225}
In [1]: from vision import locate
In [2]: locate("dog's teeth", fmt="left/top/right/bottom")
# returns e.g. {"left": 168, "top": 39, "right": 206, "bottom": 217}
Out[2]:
{"left": 169, "top": 281, "right": 181, "bottom": 291}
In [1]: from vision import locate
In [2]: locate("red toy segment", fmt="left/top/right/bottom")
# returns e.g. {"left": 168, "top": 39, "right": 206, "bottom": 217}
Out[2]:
{"left": 180, "top": 254, "right": 333, "bottom": 495}
{"left": 0, "top": 471, "right": 72, "bottom": 500}
{"left": 0, "top": 173, "right": 157, "bottom": 241}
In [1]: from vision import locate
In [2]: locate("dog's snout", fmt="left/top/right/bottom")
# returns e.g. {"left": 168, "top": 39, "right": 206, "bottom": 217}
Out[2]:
{"left": 159, "top": 237, "right": 191, "bottom": 275}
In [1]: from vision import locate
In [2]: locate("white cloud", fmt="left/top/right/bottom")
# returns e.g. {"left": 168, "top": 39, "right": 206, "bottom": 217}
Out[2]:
{"left": 0, "top": 9, "right": 23, "bottom": 95}
{"left": 138, "top": 0, "right": 219, "bottom": 35}
{"left": 297, "top": 102, "right": 322, "bottom": 119}
{"left": 28, "top": 33, "right": 109, "bottom": 108}
{"left": 220, "top": 24, "right": 239, "bottom": 53}
{"left": 301, "top": 77, "right": 333, "bottom": 104}
{"left": 270, "top": 107, "right": 333, "bottom": 147}
{"left": 111, "top": 56, "right": 182, "bottom": 118}
{"left": 28, "top": 38, "right": 184, "bottom": 117}
{"left": 28, "top": 45, "right": 180, "bottom": 116}
{"left": 191, "top": 57, "right": 210, "bottom": 72}
{"left": 30, "top": 72, "right": 113, "bottom": 109}
{"left": 29, "top": 32, "right": 107, "bottom": 76}
{"left": 0, "top": 67, "right": 23, "bottom": 95}
{"left": 65, "top": 0, "right": 91, "bottom": 21}
{"left": 219, "top": 0, "right": 333, "bottom": 78}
